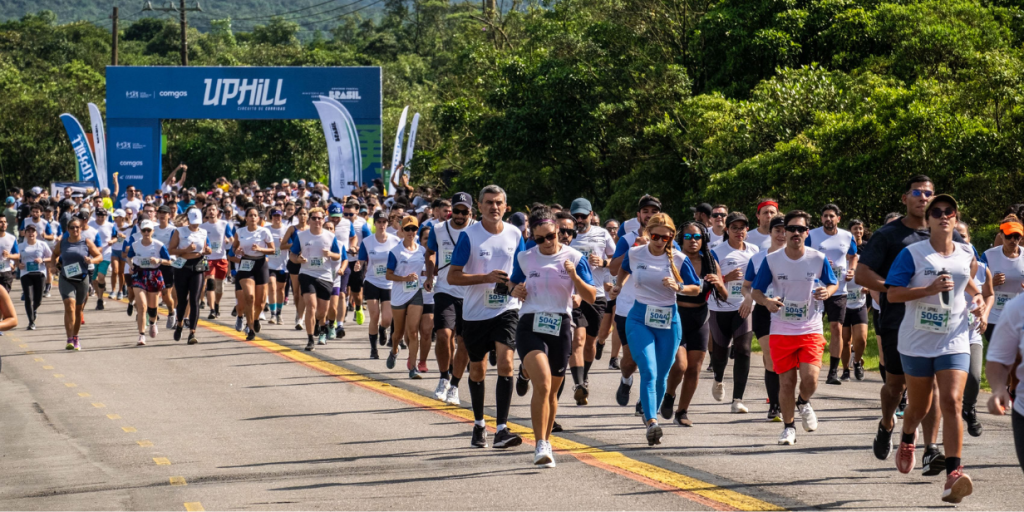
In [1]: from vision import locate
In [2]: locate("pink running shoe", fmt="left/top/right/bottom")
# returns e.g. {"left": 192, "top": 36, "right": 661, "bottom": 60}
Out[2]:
{"left": 895, "top": 431, "right": 917, "bottom": 474}
{"left": 418, "top": 361, "right": 428, "bottom": 373}
{"left": 941, "top": 466, "right": 973, "bottom": 503}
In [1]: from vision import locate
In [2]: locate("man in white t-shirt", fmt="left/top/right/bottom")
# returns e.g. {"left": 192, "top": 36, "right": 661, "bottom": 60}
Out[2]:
{"left": 806, "top": 203, "right": 858, "bottom": 385}
{"left": 120, "top": 186, "right": 145, "bottom": 213}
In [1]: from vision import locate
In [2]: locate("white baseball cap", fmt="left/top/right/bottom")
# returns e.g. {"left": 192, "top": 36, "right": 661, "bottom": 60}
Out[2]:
{"left": 113, "top": 209, "right": 127, "bottom": 218}
{"left": 140, "top": 220, "right": 157, "bottom": 231}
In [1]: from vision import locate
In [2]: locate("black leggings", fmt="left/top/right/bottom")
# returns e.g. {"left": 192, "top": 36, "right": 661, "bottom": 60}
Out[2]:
{"left": 174, "top": 265, "right": 204, "bottom": 330}
{"left": 1015, "top": 410, "right": 1024, "bottom": 474}
{"left": 20, "top": 273, "right": 46, "bottom": 324}
{"left": 710, "top": 310, "right": 754, "bottom": 400}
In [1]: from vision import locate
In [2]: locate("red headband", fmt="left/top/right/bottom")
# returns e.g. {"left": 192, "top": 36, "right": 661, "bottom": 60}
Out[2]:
{"left": 757, "top": 200, "right": 779, "bottom": 213}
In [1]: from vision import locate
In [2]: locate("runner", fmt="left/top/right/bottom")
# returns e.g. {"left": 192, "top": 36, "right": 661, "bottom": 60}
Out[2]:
{"left": 0, "top": 217, "right": 18, "bottom": 292}
{"left": 358, "top": 210, "right": 400, "bottom": 357}
{"left": 844, "top": 219, "right": 869, "bottom": 381}
{"left": 509, "top": 206, "right": 596, "bottom": 466}
{"left": 327, "top": 203, "right": 355, "bottom": 339}
{"left": 385, "top": 215, "right": 427, "bottom": 377}
{"left": 568, "top": 198, "right": 616, "bottom": 405}
{"left": 664, "top": 220, "right": 727, "bottom": 426}
{"left": 447, "top": 185, "right": 525, "bottom": 449}
{"left": 87, "top": 208, "right": 117, "bottom": 311}
{"left": 884, "top": 194, "right": 981, "bottom": 503}
{"left": 170, "top": 208, "right": 211, "bottom": 345}
{"left": 153, "top": 206, "right": 178, "bottom": 329}
{"left": 345, "top": 200, "right": 372, "bottom": 326}
{"left": 281, "top": 206, "right": 309, "bottom": 330}
{"left": 416, "top": 225, "right": 434, "bottom": 376}
{"left": 18, "top": 223, "right": 52, "bottom": 330}
{"left": 745, "top": 199, "right": 779, "bottom": 250}
{"left": 708, "top": 205, "right": 728, "bottom": 248}
{"left": 985, "top": 293, "right": 1024, "bottom": 472}
{"left": 957, "top": 221, "right": 991, "bottom": 437}
{"left": 126, "top": 220, "right": 172, "bottom": 346}
{"left": 110, "top": 209, "right": 131, "bottom": 300}
{"left": 981, "top": 219, "right": 1023, "bottom": 341}
{"left": 742, "top": 215, "right": 787, "bottom": 421}
{"left": 709, "top": 212, "right": 760, "bottom": 412}
{"left": 232, "top": 206, "right": 275, "bottom": 341}
{"left": 201, "top": 205, "right": 235, "bottom": 320}
{"left": 290, "top": 207, "right": 342, "bottom": 351}
{"left": 264, "top": 210, "right": 290, "bottom": 325}
{"left": 751, "top": 209, "right": 839, "bottom": 445}
{"left": 51, "top": 216, "right": 102, "bottom": 350}
{"left": 856, "top": 175, "right": 961, "bottom": 471}
{"left": 807, "top": 204, "right": 858, "bottom": 385}
{"left": 424, "top": 192, "right": 474, "bottom": 404}
{"left": 612, "top": 213, "right": 701, "bottom": 445}
{"left": 601, "top": 218, "right": 621, "bottom": 368}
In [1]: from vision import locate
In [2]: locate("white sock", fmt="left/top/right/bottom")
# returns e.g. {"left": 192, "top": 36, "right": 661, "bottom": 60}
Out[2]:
{"left": 622, "top": 375, "right": 633, "bottom": 385}
{"left": 339, "top": 320, "right": 345, "bottom": 327}
{"left": 474, "top": 419, "right": 486, "bottom": 427}
{"left": 496, "top": 423, "right": 506, "bottom": 432}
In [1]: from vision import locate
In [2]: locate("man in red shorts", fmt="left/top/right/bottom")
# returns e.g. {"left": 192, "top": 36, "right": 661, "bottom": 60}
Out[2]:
{"left": 752, "top": 210, "right": 839, "bottom": 445}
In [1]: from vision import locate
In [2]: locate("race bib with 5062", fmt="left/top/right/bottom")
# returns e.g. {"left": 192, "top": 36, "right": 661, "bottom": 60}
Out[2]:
{"left": 644, "top": 305, "right": 673, "bottom": 329}
{"left": 485, "top": 290, "right": 507, "bottom": 308}
{"left": 914, "top": 303, "right": 950, "bottom": 334}
{"left": 533, "top": 313, "right": 562, "bottom": 335}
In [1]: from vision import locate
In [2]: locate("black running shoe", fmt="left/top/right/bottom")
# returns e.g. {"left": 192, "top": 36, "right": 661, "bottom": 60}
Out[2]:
{"left": 471, "top": 425, "right": 488, "bottom": 448}
{"left": 854, "top": 361, "right": 865, "bottom": 381}
{"left": 922, "top": 447, "right": 945, "bottom": 476}
{"left": 675, "top": 410, "right": 693, "bottom": 427}
{"left": 515, "top": 365, "right": 530, "bottom": 397}
{"left": 826, "top": 369, "right": 842, "bottom": 385}
{"left": 492, "top": 427, "right": 522, "bottom": 449}
{"left": 208, "top": 311, "right": 216, "bottom": 320}
{"left": 336, "top": 326, "right": 346, "bottom": 339}
{"left": 186, "top": 333, "right": 198, "bottom": 345}
{"left": 552, "top": 422, "right": 563, "bottom": 433}
{"left": 963, "top": 406, "right": 983, "bottom": 437}
{"left": 595, "top": 342, "right": 605, "bottom": 360}
{"left": 370, "top": 349, "right": 379, "bottom": 360}
{"left": 616, "top": 378, "right": 632, "bottom": 406}
{"left": 489, "top": 350, "right": 497, "bottom": 367}
{"left": 573, "top": 384, "right": 589, "bottom": 406}
{"left": 840, "top": 369, "right": 851, "bottom": 381}
{"left": 646, "top": 422, "right": 663, "bottom": 446}
{"left": 96, "top": 299, "right": 104, "bottom": 311}
{"left": 386, "top": 351, "right": 397, "bottom": 369}
{"left": 873, "top": 421, "right": 894, "bottom": 460}
{"left": 127, "top": 303, "right": 134, "bottom": 316}
{"left": 305, "top": 340, "right": 315, "bottom": 352}
{"left": 254, "top": 319, "right": 261, "bottom": 333}
{"left": 174, "top": 324, "right": 183, "bottom": 342}
{"left": 608, "top": 356, "right": 620, "bottom": 370}
{"left": 767, "top": 403, "right": 782, "bottom": 422}
{"left": 635, "top": 400, "right": 643, "bottom": 416}
{"left": 660, "top": 393, "right": 675, "bottom": 420}
{"left": 246, "top": 330, "right": 256, "bottom": 341}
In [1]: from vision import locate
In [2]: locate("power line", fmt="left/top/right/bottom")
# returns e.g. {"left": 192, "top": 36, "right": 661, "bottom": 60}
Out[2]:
{"left": 207, "top": 0, "right": 345, "bottom": 21}
{"left": 197, "top": 0, "right": 373, "bottom": 26}
{"left": 194, "top": 0, "right": 383, "bottom": 32}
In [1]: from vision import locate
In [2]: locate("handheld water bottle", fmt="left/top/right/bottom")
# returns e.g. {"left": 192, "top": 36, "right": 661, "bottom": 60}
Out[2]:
{"left": 938, "top": 268, "right": 951, "bottom": 307}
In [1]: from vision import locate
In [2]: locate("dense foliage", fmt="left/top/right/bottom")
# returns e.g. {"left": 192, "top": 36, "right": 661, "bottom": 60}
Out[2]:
{"left": 1, "top": 0, "right": 1022, "bottom": 229}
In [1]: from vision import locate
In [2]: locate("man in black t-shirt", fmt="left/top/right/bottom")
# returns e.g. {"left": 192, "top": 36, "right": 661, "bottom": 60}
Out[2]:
{"left": 856, "top": 175, "right": 963, "bottom": 474}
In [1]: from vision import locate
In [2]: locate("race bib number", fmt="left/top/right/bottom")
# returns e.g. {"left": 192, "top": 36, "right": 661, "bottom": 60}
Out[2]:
{"left": 533, "top": 313, "right": 562, "bottom": 335}
{"left": 171, "top": 257, "right": 186, "bottom": 269}
{"left": 63, "top": 262, "right": 83, "bottom": 278}
{"left": 404, "top": 279, "right": 419, "bottom": 291}
{"left": 442, "top": 250, "right": 452, "bottom": 265}
{"left": 239, "top": 259, "right": 255, "bottom": 272}
{"left": 374, "top": 264, "right": 387, "bottom": 277}
{"left": 485, "top": 290, "right": 507, "bottom": 308}
{"left": 914, "top": 303, "right": 950, "bottom": 334}
{"left": 309, "top": 257, "right": 324, "bottom": 269}
{"left": 274, "top": 247, "right": 280, "bottom": 257}
{"left": 781, "top": 299, "right": 810, "bottom": 322}
{"left": 0, "top": 260, "right": 8, "bottom": 272}
{"left": 994, "top": 291, "right": 1017, "bottom": 310}
{"left": 830, "top": 261, "right": 843, "bottom": 278}
{"left": 728, "top": 281, "right": 744, "bottom": 300}
{"left": 26, "top": 261, "right": 40, "bottom": 272}
{"left": 644, "top": 305, "right": 673, "bottom": 329}
{"left": 211, "top": 241, "right": 222, "bottom": 252}
{"left": 139, "top": 257, "right": 153, "bottom": 268}
{"left": 847, "top": 287, "right": 864, "bottom": 304}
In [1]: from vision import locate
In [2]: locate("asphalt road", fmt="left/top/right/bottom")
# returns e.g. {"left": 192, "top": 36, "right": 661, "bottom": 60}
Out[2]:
{"left": 1, "top": 282, "right": 1021, "bottom": 511}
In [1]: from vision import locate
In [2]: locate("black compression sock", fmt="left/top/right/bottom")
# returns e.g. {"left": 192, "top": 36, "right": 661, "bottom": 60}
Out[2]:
{"left": 307, "top": 335, "right": 315, "bottom": 344}
{"left": 469, "top": 379, "right": 485, "bottom": 422}
{"left": 765, "top": 370, "right": 780, "bottom": 406}
{"left": 449, "top": 375, "right": 461, "bottom": 387}
{"left": 785, "top": 421, "right": 795, "bottom": 429}
{"left": 495, "top": 376, "right": 513, "bottom": 426}
{"left": 448, "top": 364, "right": 454, "bottom": 375}
{"left": 570, "top": 366, "right": 582, "bottom": 386}
{"left": 583, "top": 360, "right": 593, "bottom": 381}
{"left": 901, "top": 431, "right": 916, "bottom": 445}
{"left": 369, "top": 334, "right": 377, "bottom": 348}
{"left": 711, "top": 347, "right": 728, "bottom": 382}
{"left": 440, "top": 369, "right": 451, "bottom": 380}
{"left": 879, "top": 364, "right": 887, "bottom": 383}
{"left": 946, "top": 457, "right": 961, "bottom": 475}
{"left": 796, "top": 395, "right": 808, "bottom": 407}
{"left": 829, "top": 357, "right": 840, "bottom": 372}
{"left": 732, "top": 352, "right": 750, "bottom": 400}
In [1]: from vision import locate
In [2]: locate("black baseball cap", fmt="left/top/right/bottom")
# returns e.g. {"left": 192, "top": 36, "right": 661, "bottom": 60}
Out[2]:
{"left": 451, "top": 192, "right": 472, "bottom": 209}
{"left": 637, "top": 195, "right": 661, "bottom": 211}
{"left": 691, "top": 203, "right": 713, "bottom": 216}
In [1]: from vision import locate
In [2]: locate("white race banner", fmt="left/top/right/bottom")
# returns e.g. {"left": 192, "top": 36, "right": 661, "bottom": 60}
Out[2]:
{"left": 313, "top": 101, "right": 358, "bottom": 199}
{"left": 390, "top": 106, "right": 409, "bottom": 191}
{"left": 87, "top": 103, "right": 108, "bottom": 191}
{"left": 318, "top": 95, "right": 362, "bottom": 187}
{"left": 403, "top": 113, "right": 420, "bottom": 182}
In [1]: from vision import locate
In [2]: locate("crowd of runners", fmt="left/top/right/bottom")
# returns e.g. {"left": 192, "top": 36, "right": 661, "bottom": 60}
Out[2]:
{"left": 2, "top": 172, "right": 1024, "bottom": 503}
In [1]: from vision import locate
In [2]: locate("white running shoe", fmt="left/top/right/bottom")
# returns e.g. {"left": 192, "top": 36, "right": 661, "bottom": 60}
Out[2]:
{"left": 294, "top": 312, "right": 301, "bottom": 326}
{"left": 712, "top": 381, "right": 725, "bottom": 402}
{"left": 259, "top": 312, "right": 267, "bottom": 321}
{"left": 798, "top": 403, "right": 818, "bottom": 432}
{"left": 731, "top": 399, "right": 748, "bottom": 413}
{"left": 137, "top": 334, "right": 146, "bottom": 346}
{"left": 434, "top": 378, "right": 451, "bottom": 401}
{"left": 445, "top": 387, "right": 461, "bottom": 406}
{"left": 166, "top": 314, "right": 175, "bottom": 329}
{"left": 778, "top": 427, "right": 797, "bottom": 445}
{"left": 149, "top": 322, "right": 158, "bottom": 338}
{"left": 533, "top": 440, "right": 555, "bottom": 468}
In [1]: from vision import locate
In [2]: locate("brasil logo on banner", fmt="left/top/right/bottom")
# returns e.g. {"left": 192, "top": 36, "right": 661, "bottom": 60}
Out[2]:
{"left": 60, "top": 113, "right": 99, "bottom": 187}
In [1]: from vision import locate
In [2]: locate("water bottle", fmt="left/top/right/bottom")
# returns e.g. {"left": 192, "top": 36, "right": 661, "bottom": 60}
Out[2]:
{"left": 938, "top": 268, "right": 951, "bottom": 307}
{"left": 813, "top": 278, "right": 822, "bottom": 299}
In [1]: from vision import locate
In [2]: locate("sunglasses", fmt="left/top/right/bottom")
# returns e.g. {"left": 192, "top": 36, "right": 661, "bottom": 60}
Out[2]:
{"left": 681, "top": 233, "right": 702, "bottom": 241}
{"left": 1006, "top": 233, "right": 1023, "bottom": 241}
{"left": 910, "top": 189, "right": 934, "bottom": 198}
{"left": 573, "top": 213, "right": 589, "bottom": 221}
{"left": 309, "top": 216, "right": 324, "bottom": 221}
{"left": 452, "top": 208, "right": 470, "bottom": 216}
{"left": 559, "top": 228, "right": 577, "bottom": 238}
{"left": 343, "top": 213, "right": 355, "bottom": 218}
{"left": 534, "top": 232, "right": 557, "bottom": 244}
{"left": 785, "top": 225, "right": 809, "bottom": 233}
{"left": 649, "top": 233, "right": 673, "bottom": 243}
{"left": 711, "top": 212, "right": 727, "bottom": 218}
{"left": 928, "top": 207, "right": 956, "bottom": 219}
{"left": 403, "top": 226, "right": 418, "bottom": 232}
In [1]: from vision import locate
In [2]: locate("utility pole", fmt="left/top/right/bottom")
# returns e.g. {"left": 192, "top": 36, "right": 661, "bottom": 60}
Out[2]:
{"left": 141, "top": 1, "right": 202, "bottom": 66}
{"left": 111, "top": 6, "right": 119, "bottom": 66}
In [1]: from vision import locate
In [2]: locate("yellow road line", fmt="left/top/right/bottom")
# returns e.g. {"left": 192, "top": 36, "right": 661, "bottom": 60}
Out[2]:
{"left": 107, "top": 414, "right": 121, "bottom": 420}
{"left": 197, "top": 319, "right": 782, "bottom": 511}
{"left": 92, "top": 403, "right": 106, "bottom": 408}
{"left": 138, "top": 440, "right": 154, "bottom": 447}
{"left": 122, "top": 426, "right": 137, "bottom": 433}
{"left": 42, "top": 365, "right": 53, "bottom": 369}
{"left": 53, "top": 374, "right": 64, "bottom": 378}
{"left": 65, "top": 383, "right": 77, "bottom": 387}
{"left": 184, "top": 502, "right": 204, "bottom": 511}
{"left": 78, "top": 392, "right": 91, "bottom": 397}
{"left": 154, "top": 457, "right": 171, "bottom": 465}
{"left": 169, "top": 476, "right": 187, "bottom": 486}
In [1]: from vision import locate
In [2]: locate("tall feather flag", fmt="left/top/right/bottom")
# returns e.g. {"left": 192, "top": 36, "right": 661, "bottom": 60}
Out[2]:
{"left": 313, "top": 101, "right": 360, "bottom": 199}
{"left": 318, "top": 96, "right": 362, "bottom": 187}
{"left": 87, "top": 103, "right": 109, "bottom": 191}
{"left": 59, "top": 114, "right": 99, "bottom": 187}
{"left": 403, "top": 113, "right": 420, "bottom": 182}
{"left": 389, "top": 106, "right": 409, "bottom": 192}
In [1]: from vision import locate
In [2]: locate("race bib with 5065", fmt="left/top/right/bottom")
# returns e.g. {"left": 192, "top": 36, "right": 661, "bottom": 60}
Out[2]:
{"left": 644, "top": 305, "right": 672, "bottom": 329}
{"left": 239, "top": 259, "right": 255, "bottom": 272}
{"left": 533, "top": 313, "right": 562, "bottom": 335}
{"left": 914, "top": 303, "right": 950, "bottom": 334}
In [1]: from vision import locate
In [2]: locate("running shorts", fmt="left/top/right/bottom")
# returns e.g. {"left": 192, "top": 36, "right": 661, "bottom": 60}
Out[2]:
{"left": 515, "top": 312, "right": 571, "bottom": 377}
{"left": 205, "top": 259, "right": 228, "bottom": 280}
{"left": 298, "top": 273, "right": 332, "bottom": 301}
{"left": 433, "top": 292, "right": 463, "bottom": 335}
{"left": 462, "top": 309, "right": 518, "bottom": 363}
{"left": 769, "top": 333, "right": 825, "bottom": 375}
{"left": 363, "top": 281, "right": 391, "bottom": 302}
